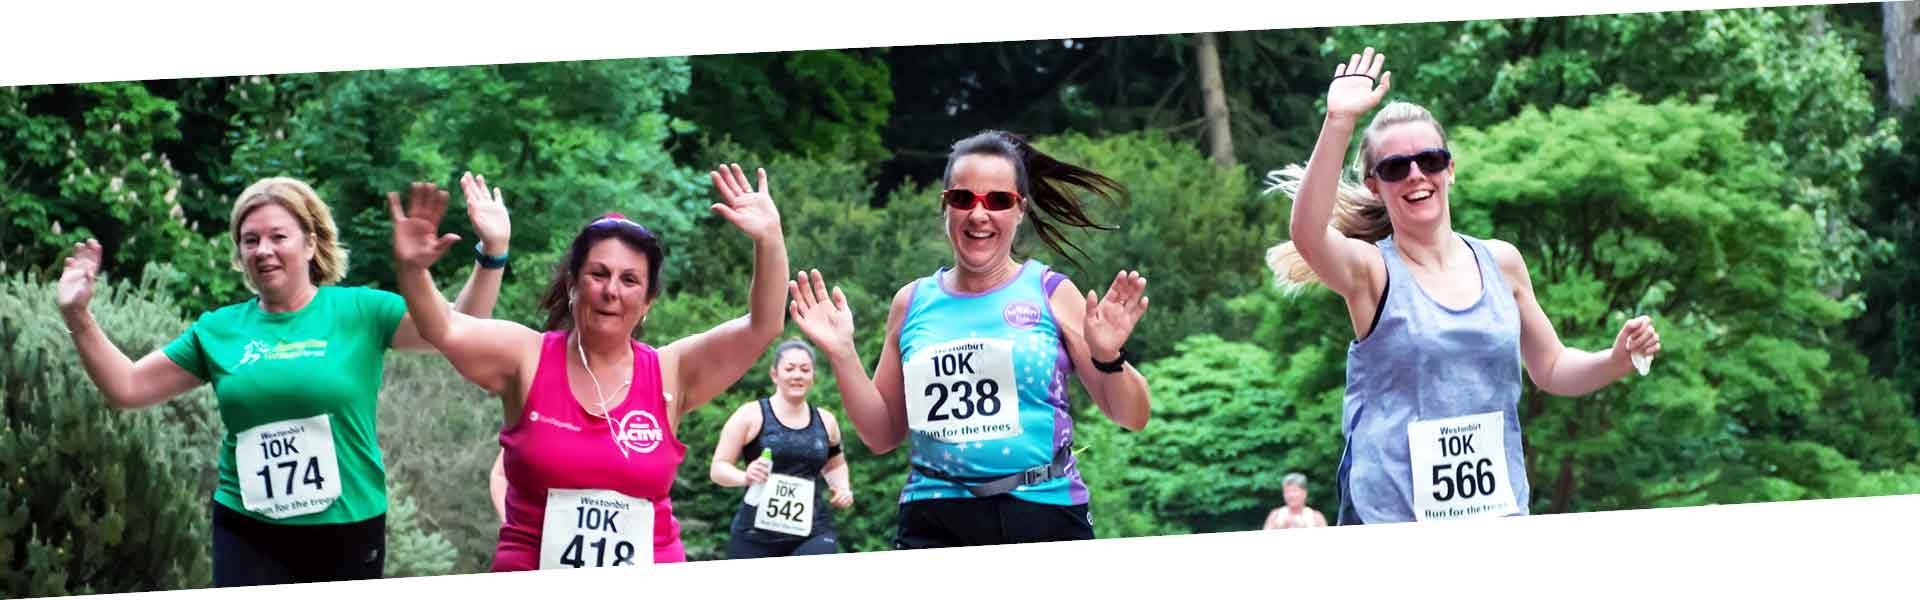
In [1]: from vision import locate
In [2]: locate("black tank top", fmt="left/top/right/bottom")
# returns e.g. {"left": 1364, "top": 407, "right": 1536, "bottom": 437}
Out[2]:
{"left": 739, "top": 397, "right": 834, "bottom": 535}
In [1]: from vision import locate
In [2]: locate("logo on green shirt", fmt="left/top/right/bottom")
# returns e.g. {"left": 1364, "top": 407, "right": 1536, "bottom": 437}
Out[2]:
{"left": 238, "top": 339, "right": 330, "bottom": 367}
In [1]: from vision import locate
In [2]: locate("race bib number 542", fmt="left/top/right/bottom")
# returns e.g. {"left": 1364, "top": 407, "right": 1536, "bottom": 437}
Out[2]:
{"left": 1406, "top": 411, "right": 1518, "bottom": 521}
{"left": 903, "top": 338, "right": 1021, "bottom": 444}
{"left": 753, "top": 474, "right": 815, "bottom": 537}
{"left": 235, "top": 414, "right": 341, "bottom": 519}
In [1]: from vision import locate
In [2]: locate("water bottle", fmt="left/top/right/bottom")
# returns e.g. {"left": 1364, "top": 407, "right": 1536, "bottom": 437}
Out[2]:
{"left": 745, "top": 449, "right": 773, "bottom": 505}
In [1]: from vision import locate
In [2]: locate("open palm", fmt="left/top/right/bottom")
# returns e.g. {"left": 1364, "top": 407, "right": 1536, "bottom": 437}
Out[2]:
{"left": 1085, "top": 270, "right": 1150, "bottom": 360}
{"left": 389, "top": 182, "right": 461, "bottom": 271}
{"left": 709, "top": 163, "right": 782, "bottom": 243}
{"left": 1328, "top": 47, "right": 1392, "bottom": 120}
{"left": 788, "top": 269, "right": 855, "bottom": 357}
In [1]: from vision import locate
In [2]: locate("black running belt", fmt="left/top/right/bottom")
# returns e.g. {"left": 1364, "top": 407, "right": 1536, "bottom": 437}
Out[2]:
{"left": 910, "top": 444, "right": 1074, "bottom": 498}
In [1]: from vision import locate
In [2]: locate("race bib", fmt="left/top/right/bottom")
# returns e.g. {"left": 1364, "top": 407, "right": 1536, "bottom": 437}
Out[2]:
{"left": 903, "top": 338, "right": 1021, "bottom": 443}
{"left": 1406, "top": 411, "right": 1518, "bottom": 521}
{"left": 752, "top": 474, "right": 815, "bottom": 537}
{"left": 540, "top": 489, "right": 654, "bottom": 569}
{"left": 234, "top": 414, "right": 341, "bottom": 519}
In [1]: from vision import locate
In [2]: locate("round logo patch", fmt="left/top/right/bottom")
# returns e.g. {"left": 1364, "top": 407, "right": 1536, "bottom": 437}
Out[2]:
{"left": 615, "top": 410, "right": 666, "bottom": 454}
{"left": 1003, "top": 301, "right": 1043, "bottom": 329}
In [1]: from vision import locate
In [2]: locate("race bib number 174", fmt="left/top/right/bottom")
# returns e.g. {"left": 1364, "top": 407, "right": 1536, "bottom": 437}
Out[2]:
{"left": 902, "top": 338, "right": 1022, "bottom": 444}
{"left": 1406, "top": 411, "right": 1518, "bottom": 521}
{"left": 235, "top": 414, "right": 341, "bottom": 519}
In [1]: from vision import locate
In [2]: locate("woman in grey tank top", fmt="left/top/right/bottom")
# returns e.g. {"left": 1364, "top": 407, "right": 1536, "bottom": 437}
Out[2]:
{"left": 1263, "top": 48, "right": 1664, "bottom": 525}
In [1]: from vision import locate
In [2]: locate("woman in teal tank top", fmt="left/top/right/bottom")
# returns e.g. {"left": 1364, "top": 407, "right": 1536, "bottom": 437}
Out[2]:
{"left": 55, "top": 174, "right": 513, "bottom": 585}
{"left": 1265, "top": 49, "right": 1664, "bottom": 524}
{"left": 785, "top": 131, "right": 1156, "bottom": 548}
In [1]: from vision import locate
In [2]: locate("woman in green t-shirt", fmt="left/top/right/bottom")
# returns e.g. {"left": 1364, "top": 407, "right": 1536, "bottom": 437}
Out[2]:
{"left": 55, "top": 174, "right": 513, "bottom": 587}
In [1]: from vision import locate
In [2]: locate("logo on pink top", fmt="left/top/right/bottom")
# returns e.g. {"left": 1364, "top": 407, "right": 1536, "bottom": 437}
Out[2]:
{"left": 615, "top": 410, "right": 666, "bottom": 454}
{"left": 1003, "top": 301, "right": 1043, "bottom": 329}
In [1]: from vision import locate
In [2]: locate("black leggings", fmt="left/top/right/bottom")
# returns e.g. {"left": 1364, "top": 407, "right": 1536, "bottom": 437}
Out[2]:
{"left": 210, "top": 501, "right": 385, "bottom": 587}
{"left": 893, "top": 495, "right": 1093, "bottom": 549}
{"left": 726, "top": 503, "right": 839, "bottom": 559}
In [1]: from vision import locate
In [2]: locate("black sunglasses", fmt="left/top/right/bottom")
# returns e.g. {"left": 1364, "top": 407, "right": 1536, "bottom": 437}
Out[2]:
{"left": 1367, "top": 148, "right": 1451, "bottom": 183}
{"left": 940, "top": 189, "right": 1021, "bottom": 211}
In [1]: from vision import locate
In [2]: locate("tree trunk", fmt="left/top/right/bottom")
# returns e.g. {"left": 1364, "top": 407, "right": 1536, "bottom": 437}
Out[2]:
{"left": 1889, "top": 1, "right": 1920, "bottom": 110}
{"left": 1194, "top": 32, "right": 1235, "bottom": 168}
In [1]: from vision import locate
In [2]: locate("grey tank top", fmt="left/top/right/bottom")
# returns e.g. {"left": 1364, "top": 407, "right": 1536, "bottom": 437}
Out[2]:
{"left": 1339, "top": 233, "right": 1529, "bottom": 524}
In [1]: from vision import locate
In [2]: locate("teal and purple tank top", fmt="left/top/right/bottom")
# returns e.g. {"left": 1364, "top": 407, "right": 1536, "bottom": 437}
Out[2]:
{"left": 896, "top": 259, "right": 1087, "bottom": 507}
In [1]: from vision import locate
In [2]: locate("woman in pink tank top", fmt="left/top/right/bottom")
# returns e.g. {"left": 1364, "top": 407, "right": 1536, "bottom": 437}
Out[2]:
{"left": 385, "top": 166, "right": 792, "bottom": 570}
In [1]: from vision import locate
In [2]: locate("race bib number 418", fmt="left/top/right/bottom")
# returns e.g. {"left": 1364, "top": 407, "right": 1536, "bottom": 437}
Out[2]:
{"left": 1406, "top": 411, "right": 1518, "bottom": 521}
{"left": 541, "top": 489, "right": 654, "bottom": 569}
{"left": 903, "top": 338, "right": 1021, "bottom": 444}
{"left": 234, "top": 414, "right": 341, "bottom": 519}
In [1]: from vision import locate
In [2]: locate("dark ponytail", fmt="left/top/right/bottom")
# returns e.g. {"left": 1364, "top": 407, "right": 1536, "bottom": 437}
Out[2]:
{"left": 942, "top": 130, "right": 1125, "bottom": 268}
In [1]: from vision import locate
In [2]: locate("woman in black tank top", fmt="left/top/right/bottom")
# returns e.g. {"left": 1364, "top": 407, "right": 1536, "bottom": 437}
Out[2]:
{"left": 710, "top": 339, "right": 855, "bottom": 558}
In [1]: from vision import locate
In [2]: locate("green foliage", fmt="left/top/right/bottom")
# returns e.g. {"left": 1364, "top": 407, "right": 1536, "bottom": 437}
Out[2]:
{"left": 382, "top": 477, "right": 459, "bottom": 578}
{"left": 1326, "top": 6, "right": 1898, "bottom": 292}
{"left": 679, "top": 50, "right": 895, "bottom": 166}
{"left": 1006, "top": 131, "right": 1285, "bottom": 361}
{"left": 1091, "top": 335, "right": 1342, "bottom": 534}
{"left": 0, "top": 84, "right": 239, "bottom": 308}
{"left": 1854, "top": 108, "right": 1920, "bottom": 405}
{"left": 0, "top": 267, "right": 220, "bottom": 597}
{"left": 1443, "top": 93, "right": 1911, "bottom": 511}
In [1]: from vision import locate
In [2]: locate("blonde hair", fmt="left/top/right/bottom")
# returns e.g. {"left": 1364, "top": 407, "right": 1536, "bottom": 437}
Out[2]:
{"left": 228, "top": 177, "right": 347, "bottom": 291}
{"left": 1263, "top": 101, "right": 1448, "bottom": 289}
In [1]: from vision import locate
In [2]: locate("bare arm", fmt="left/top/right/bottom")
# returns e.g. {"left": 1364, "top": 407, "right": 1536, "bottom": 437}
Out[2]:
{"left": 819, "top": 408, "right": 854, "bottom": 509}
{"left": 709, "top": 403, "right": 767, "bottom": 488}
{"left": 393, "top": 173, "right": 513, "bottom": 353}
{"left": 1051, "top": 276, "right": 1151, "bottom": 431}
{"left": 1285, "top": 48, "right": 1395, "bottom": 303}
{"left": 1491, "top": 240, "right": 1661, "bottom": 396}
{"left": 490, "top": 449, "right": 508, "bottom": 524}
{"left": 55, "top": 239, "right": 205, "bottom": 410}
{"left": 389, "top": 183, "right": 542, "bottom": 401}
{"left": 661, "top": 165, "right": 789, "bottom": 416}
{"left": 789, "top": 271, "right": 911, "bottom": 454}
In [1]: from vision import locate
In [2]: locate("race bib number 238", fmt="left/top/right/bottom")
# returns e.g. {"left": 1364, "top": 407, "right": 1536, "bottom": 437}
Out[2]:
{"left": 903, "top": 338, "right": 1021, "bottom": 444}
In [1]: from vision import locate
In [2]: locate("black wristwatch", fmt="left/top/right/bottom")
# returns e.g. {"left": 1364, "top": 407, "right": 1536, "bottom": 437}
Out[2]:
{"left": 1092, "top": 347, "right": 1130, "bottom": 374}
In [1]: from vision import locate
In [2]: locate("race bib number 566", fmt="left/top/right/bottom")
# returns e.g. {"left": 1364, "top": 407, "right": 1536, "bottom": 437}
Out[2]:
{"left": 903, "top": 338, "right": 1021, "bottom": 444}
{"left": 235, "top": 414, "right": 341, "bottom": 519}
{"left": 1406, "top": 411, "right": 1518, "bottom": 521}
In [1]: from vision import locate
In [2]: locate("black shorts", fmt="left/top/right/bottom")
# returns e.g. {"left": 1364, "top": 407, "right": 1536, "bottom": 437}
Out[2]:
{"left": 893, "top": 495, "right": 1093, "bottom": 549}
{"left": 726, "top": 503, "right": 839, "bottom": 559}
{"left": 210, "top": 501, "right": 385, "bottom": 587}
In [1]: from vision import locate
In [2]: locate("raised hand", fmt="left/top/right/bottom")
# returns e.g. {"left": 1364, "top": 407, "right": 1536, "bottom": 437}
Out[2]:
{"left": 57, "top": 239, "right": 106, "bottom": 314}
{"left": 1328, "top": 47, "right": 1391, "bottom": 121}
{"left": 708, "top": 163, "right": 782, "bottom": 243}
{"left": 1085, "top": 270, "right": 1150, "bottom": 362}
{"left": 460, "top": 172, "right": 510, "bottom": 254}
{"left": 388, "top": 182, "right": 462, "bottom": 272}
{"left": 1612, "top": 315, "right": 1662, "bottom": 375}
{"left": 788, "top": 269, "right": 856, "bottom": 358}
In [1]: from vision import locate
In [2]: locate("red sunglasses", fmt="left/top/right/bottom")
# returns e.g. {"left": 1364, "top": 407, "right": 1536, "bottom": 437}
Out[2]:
{"left": 940, "top": 188, "right": 1022, "bottom": 211}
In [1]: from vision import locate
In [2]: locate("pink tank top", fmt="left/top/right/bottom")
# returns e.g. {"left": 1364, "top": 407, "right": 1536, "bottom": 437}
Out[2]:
{"left": 493, "top": 331, "right": 687, "bottom": 571}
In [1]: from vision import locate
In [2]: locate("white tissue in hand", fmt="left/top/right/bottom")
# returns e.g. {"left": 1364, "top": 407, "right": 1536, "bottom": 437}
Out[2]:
{"left": 1631, "top": 353, "right": 1652, "bottom": 376}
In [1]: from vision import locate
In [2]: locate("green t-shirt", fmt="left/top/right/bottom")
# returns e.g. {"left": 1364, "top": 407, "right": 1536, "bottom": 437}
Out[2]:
{"left": 164, "top": 285, "right": 405, "bottom": 526}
